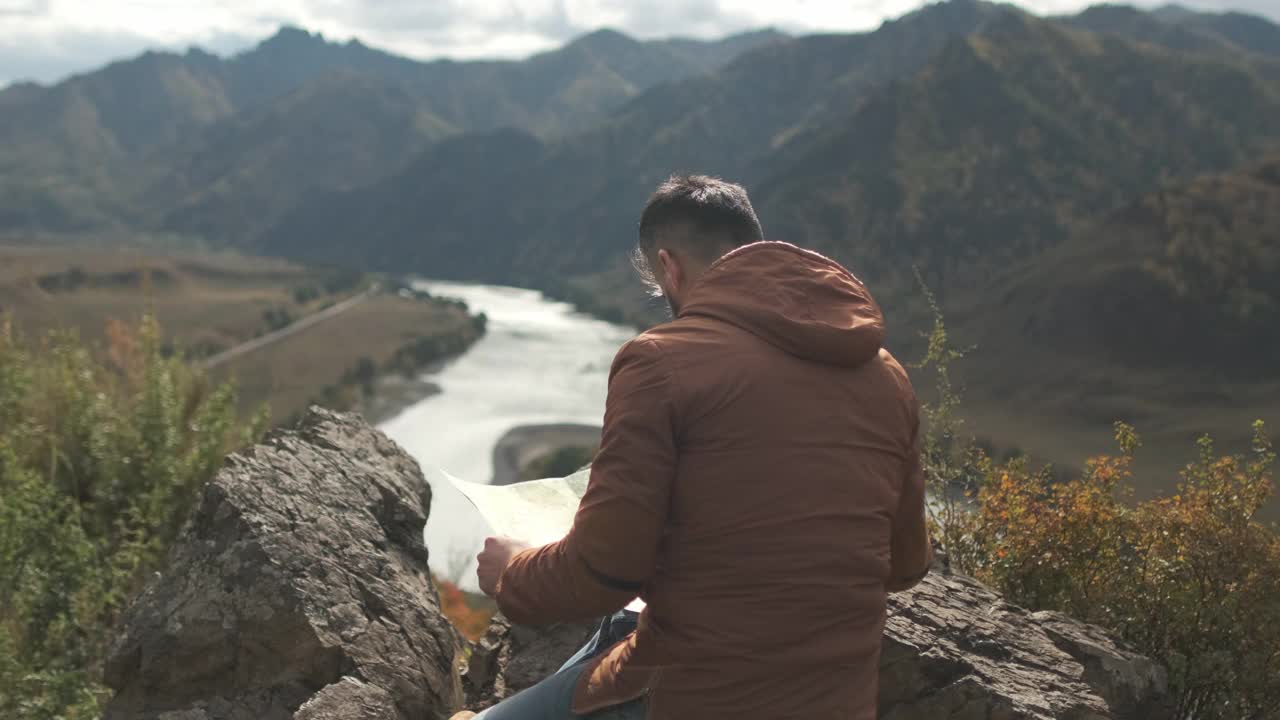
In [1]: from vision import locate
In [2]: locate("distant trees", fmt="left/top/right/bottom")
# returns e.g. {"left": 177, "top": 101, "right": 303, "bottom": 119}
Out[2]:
{"left": 0, "top": 315, "right": 265, "bottom": 718}
{"left": 386, "top": 312, "right": 487, "bottom": 378}
{"left": 292, "top": 285, "right": 321, "bottom": 304}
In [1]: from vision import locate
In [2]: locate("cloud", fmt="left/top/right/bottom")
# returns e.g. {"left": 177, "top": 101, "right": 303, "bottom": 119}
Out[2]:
{"left": 0, "top": 26, "right": 258, "bottom": 86}
{"left": 0, "top": 0, "right": 49, "bottom": 17}
{"left": 1170, "top": 0, "right": 1280, "bottom": 16}
{"left": 1, "top": 0, "right": 1277, "bottom": 86}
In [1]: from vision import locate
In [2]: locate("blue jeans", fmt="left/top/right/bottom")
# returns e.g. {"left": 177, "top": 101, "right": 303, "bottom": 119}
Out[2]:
{"left": 475, "top": 610, "right": 646, "bottom": 720}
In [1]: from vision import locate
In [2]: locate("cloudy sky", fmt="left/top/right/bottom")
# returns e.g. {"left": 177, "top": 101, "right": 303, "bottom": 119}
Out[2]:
{"left": 1, "top": 0, "right": 1277, "bottom": 86}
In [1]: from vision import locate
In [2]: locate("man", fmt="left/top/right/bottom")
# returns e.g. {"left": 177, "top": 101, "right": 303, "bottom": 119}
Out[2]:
{"left": 456, "top": 175, "right": 931, "bottom": 720}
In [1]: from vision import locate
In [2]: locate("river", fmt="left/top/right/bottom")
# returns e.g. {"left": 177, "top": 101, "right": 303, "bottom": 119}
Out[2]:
{"left": 378, "top": 281, "right": 637, "bottom": 586}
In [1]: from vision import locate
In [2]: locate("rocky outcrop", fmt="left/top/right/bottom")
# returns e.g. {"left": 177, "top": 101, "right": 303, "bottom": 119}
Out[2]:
{"left": 463, "top": 574, "right": 1171, "bottom": 720}
{"left": 879, "top": 573, "right": 1170, "bottom": 719}
{"left": 462, "top": 617, "right": 596, "bottom": 712}
{"left": 104, "top": 408, "right": 1170, "bottom": 720}
{"left": 102, "top": 408, "right": 463, "bottom": 720}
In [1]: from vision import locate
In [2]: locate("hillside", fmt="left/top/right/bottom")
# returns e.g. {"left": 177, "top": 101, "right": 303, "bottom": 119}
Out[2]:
{"left": 756, "top": 10, "right": 1280, "bottom": 296}
{"left": 148, "top": 73, "right": 455, "bottom": 243}
{"left": 1064, "top": 4, "right": 1280, "bottom": 57}
{"left": 949, "top": 158, "right": 1280, "bottom": 498}
{"left": 987, "top": 156, "right": 1280, "bottom": 377}
{"left": 0, "top": 25, "right": 782, "bottom": 241}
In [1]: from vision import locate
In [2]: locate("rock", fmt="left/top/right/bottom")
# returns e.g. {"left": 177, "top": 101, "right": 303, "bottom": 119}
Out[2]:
{"left": 462, "top": 616, "right": 596, "bottom": 712}
{"left": 1032, "top": 611, "right": 1173, "bottom": 720}
{"left": 293, "top": 678, "right": 399, "bottom": 720}
{"left": 103, "top": 408, "right": 464, "bottom": 720}
{"left": 464, "top": 573, "right": 1170, "bottom": 720}
{"left": 880, "top": 572, "right": 1170, "bottom": 720}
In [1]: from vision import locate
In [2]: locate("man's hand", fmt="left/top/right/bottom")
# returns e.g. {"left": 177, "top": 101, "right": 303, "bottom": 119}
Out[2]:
{"left": 476, "top": 536, "right": 532, "bottom": 597}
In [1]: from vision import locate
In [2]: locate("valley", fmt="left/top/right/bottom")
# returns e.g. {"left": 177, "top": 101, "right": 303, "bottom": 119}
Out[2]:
{"left": 2, "top": 0, "right": 1277, "bottom": 512}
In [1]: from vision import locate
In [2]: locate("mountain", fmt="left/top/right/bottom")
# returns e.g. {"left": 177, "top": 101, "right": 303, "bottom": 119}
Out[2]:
{"left": 262, "top": 2, "right": 1280, "bottom": 300}
{"left": 0, "top": 49, "right": 235, "bottom": 231}
{"left": 0, "top": 25, "right": 783, "bottom": 240}
{"left": 1064, "top": 4, "right": 1280, "bottom": 57}
{"left": 755, "top": 10, "right": 1280, "bottom": 292}
{"left": 221, "top": 27, "right": 430, "bottom": 109}
{"left": 147, "top": 74, "right": 454, "bottom": 244}
{"left": 402, "top": 28, "right": 788, "bottom": 138}
{"left": 264, "top": 0, "right": 1017, "bottom": 281}
{"left": 943, "top": 155, "right": 1280, "bottom": 483}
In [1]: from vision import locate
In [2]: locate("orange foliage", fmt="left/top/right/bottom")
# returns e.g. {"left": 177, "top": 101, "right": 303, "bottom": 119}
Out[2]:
{"left": 435, "top": 577, "right": 497, "bottom": 642}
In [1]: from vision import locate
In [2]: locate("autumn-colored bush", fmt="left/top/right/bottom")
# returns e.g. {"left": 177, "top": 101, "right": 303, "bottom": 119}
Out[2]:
{"left": 946, "top": 423, "right": 1280, "bottom": 719}
{"left": 435, "top": 577, "right": 498, "bottom": 642}
{"left": 915, "top": 290, "right": 1280, "bottom": 719}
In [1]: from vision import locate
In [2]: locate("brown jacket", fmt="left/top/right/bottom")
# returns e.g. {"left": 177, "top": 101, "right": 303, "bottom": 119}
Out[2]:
{"left": 496, "top": 241, "right": 931, "bottom": 719}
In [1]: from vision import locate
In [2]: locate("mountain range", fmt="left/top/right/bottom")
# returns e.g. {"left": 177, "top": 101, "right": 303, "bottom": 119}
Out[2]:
{"left": 0, "top": 24, "right": 785, "bottom": 238}
{"left": 3, "top": 1, "right": 1278, "bottom": 403}
{"left": 3, "top": 0, "right": 1278, "bottom": 496}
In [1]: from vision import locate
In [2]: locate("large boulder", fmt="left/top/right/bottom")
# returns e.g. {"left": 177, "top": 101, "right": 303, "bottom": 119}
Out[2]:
{"left": 103, "top": 408, "right": 464, "bottom": 720}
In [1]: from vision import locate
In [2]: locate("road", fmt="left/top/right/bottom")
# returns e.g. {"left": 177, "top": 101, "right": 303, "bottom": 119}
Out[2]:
{"left": 202, "top": 287, "right": 376, "bottom": 369}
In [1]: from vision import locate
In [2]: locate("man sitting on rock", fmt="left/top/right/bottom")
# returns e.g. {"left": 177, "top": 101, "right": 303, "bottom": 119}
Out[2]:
{"left": 455, "top": 175, "right": 932, "bottom": 720}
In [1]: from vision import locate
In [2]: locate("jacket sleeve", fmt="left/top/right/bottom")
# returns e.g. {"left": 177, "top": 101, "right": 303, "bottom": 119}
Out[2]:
{"left": 887, "top": 405, "right": 932, "bottom": 593}
{"left": 496, "top": 336, "right": 677, "bottom": 625}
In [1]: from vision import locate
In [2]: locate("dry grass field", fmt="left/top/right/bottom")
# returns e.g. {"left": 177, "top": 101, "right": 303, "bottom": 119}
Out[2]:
{"left": 1, "top": 245, "right": 481, "bottom": 425}
{"left": 0, "top": 245, "right": 335, "bottom": 355}
{"left": 210, "top": 294, "right": 477, "bottom": 424}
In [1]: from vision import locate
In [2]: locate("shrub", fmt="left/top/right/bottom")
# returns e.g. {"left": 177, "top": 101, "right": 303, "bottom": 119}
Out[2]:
{"left": 0, "top": 314, "right": 266, "bottom": 718}
{"left": 914, "top": 288, "right": 1280, "bottom": 719}
{"left": 952, "top": 423, "right": 1279, "bottom": 719}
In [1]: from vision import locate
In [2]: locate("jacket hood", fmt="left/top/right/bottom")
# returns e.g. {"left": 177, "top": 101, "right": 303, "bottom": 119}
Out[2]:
{"left": 679, "top": 242, "right": 885, "bottom": 368}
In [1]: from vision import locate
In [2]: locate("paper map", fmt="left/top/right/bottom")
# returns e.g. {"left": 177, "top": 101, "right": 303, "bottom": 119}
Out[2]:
{"left": 445, "top": 466, "right": 591, "bottom": 547}
{"left": 445, "top": 466, "right": 646, "bottom": 612}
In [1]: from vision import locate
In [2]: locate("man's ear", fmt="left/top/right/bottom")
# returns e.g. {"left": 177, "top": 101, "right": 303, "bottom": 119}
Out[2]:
{"left": 657, "top": 248, "right": 682, "bottom": 294}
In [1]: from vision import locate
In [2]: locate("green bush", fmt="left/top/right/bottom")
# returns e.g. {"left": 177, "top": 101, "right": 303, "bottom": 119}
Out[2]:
{"left": 0, "top": 315, "right": 265, "bottom": 718}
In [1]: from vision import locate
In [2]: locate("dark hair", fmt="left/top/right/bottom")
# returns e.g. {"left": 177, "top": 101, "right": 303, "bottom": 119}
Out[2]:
{"left": 637, "top": 175, "right": 763, "bottom": 259}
